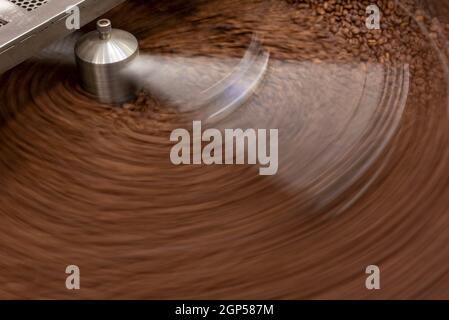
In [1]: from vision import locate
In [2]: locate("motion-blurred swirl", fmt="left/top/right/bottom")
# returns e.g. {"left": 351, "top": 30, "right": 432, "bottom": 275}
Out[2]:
{"left": 0, "top": 0, "right": 449, "bottom": 299}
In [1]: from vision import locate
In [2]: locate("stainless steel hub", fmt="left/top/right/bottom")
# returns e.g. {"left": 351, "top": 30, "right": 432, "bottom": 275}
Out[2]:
{"left": 75, "top": 19, "right": 139, "bottom": 104}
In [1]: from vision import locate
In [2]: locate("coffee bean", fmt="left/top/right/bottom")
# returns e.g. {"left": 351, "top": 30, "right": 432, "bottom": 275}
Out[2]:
{"left": 286, "top": 0, "right": 444, "bottom": 105}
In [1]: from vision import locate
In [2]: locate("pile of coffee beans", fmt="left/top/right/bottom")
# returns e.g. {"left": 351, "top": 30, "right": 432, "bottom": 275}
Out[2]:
{"left": 286, "top": 0, "right": 447, "bottom": 105}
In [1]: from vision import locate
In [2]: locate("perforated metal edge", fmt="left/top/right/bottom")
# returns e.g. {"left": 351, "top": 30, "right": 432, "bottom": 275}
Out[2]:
{"left": 8, "top": 0, "right": 49, "bottom": 12}
{"left": 0, "top": 0, "right": 128, "bottom": 74}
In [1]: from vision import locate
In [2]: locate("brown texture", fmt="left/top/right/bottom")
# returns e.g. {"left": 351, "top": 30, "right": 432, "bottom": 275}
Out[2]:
{"left": 0, "top": 0, "right": 449, "bottom": 299}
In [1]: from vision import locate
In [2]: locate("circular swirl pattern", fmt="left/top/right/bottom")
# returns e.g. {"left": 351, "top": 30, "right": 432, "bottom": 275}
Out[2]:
{"left": 0, "top": 0, "right": 449, "bottom": 299}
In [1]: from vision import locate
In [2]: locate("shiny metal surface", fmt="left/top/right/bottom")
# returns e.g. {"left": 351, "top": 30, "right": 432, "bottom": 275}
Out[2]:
{"left": 75, "top": 19, "right": 139, "bottom": 104}
{"left": 0, "top": 0, "right": 127, "bottom": 74}
{"left": 123, "top": 37, "right": 269, "bottom": 124}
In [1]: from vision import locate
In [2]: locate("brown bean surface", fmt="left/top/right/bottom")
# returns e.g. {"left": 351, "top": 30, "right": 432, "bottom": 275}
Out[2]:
{"left": 0, "top": 0, "right": 448, "bottom": 299}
